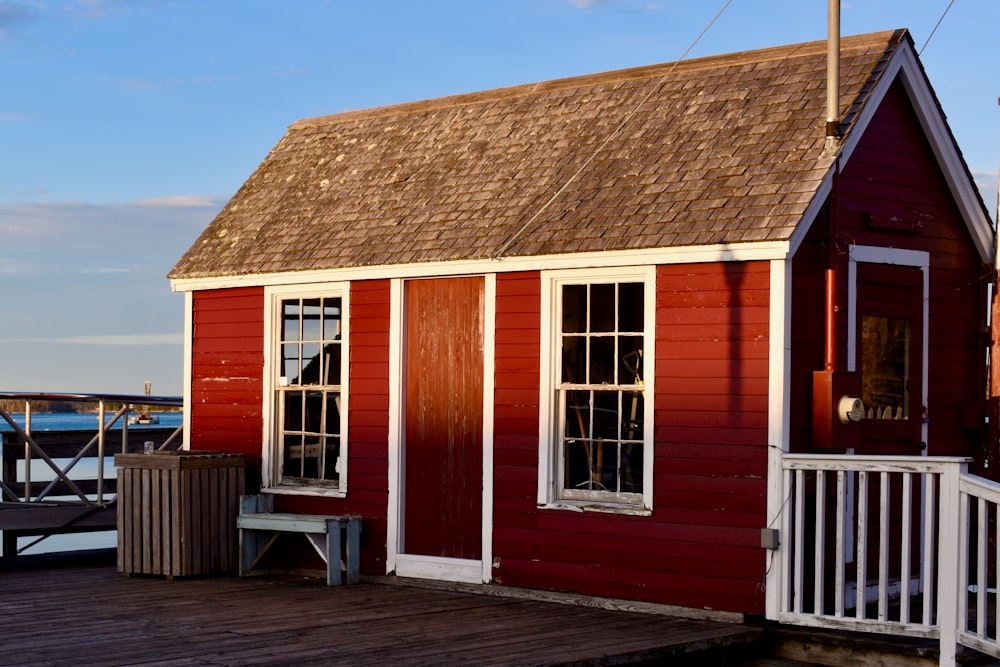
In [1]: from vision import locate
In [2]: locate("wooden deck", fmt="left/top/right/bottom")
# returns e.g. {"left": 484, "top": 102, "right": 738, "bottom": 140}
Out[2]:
{"left": 0, "top": 553, "right": 767, "bottom": 666}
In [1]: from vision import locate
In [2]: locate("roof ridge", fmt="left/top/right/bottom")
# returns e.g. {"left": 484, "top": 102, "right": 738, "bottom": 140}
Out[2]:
{"left": 290, "top": 29, "right": 908, "bottom": 130}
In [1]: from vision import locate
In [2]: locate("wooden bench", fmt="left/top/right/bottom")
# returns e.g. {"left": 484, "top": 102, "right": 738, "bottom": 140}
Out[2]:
{"left": 237, "top": 495, "right": 362, "bottom": 586}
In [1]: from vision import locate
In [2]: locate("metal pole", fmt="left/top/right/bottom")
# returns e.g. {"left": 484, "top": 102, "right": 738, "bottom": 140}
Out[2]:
{"left": 823, "top": 0, "right": 841, "bottom": 156}
{"left": 24, "top": 399, "right": 31, "bottom": 502}
{"left": 97, "top": 399, "right": 106, "bottom": 505}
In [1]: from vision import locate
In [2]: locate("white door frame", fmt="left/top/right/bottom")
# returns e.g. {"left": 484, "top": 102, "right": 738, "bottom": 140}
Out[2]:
{"left": 386, "top": 275, "right": 495, "bottom": 584}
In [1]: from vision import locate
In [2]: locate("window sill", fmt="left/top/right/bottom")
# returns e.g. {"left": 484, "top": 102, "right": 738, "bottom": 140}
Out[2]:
{"left": 537, "top": 501, "right": 651, "bottom": 517}
{"left": 263, "top": 485, "right": 346, "bottom": 499}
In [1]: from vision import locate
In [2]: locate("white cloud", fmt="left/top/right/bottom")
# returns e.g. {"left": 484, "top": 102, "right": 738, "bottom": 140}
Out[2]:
{"left": 0, "top": 333, "right": 183, "bottom": 345}
{"left": 133, "top": 195, "right": 221, "bottom": 208}
{"left": 570, "top": 0, "right": 607, "bottom": 7}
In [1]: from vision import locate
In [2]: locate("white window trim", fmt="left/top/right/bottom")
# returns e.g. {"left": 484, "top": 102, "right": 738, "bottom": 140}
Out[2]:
{"left": 537, "top": 266, "right": 655, "bottom": 515}
{"left": 262, "top": 282, "right": 350, "bottom": 498}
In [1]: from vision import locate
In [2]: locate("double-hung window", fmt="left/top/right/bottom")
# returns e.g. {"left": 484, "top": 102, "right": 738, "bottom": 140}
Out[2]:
{"left": 266, "top": 284, "right": 349, "bottom": 495}
{"left": 540, "top": 268, "right": 654, "bottom": 513}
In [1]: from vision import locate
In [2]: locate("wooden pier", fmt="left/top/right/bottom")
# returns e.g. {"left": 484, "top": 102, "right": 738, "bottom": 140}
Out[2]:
{"left": 0, "top": 556, "right": 769, "bottom": 666}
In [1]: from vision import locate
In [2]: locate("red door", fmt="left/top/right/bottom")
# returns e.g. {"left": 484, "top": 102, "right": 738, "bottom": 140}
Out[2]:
{"left": 403, "top": 277, "right": 484, "bottom": 560}
{"left": 856, "top": 262, "right": 924, "bottom": 456}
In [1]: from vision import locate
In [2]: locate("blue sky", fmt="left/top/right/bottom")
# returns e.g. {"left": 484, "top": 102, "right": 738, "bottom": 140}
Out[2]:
{"left": 1, "top": 0, "right": 998, "bottom": 395}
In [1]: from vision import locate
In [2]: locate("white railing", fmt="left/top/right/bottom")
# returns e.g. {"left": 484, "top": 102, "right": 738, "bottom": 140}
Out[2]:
{"left": 774, "top": 453, "right": 1000, "bottom": 666}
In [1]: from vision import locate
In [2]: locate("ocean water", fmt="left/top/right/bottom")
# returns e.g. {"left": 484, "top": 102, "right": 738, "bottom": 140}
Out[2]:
{"left": 1, "top": 411, "right": 184, "bottom": 555}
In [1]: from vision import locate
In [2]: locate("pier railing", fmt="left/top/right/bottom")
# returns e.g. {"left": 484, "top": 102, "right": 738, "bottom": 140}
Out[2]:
{"left": 0, "top": 392, "right": 183, "bottom": 557}
{"left": 773, "top": 453, "right": 1000, "bottom": 666}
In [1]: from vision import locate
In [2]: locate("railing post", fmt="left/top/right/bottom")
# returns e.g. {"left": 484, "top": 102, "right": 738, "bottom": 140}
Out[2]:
{"left": 24, "top": 399, "right": 31, "bottom": 502}
{"left": 937, "top": 460, "right": 965, "bottom": 667}
{"left": 97, "top": 399, "right": 106, "bottom": 505}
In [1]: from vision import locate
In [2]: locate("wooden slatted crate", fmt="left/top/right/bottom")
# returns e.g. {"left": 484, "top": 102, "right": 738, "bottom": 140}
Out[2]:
{"left": 116, "top": 451, "right": 246, "bottom": 578}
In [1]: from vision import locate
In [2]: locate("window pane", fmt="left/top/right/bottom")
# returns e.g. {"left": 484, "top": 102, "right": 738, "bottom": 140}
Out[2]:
{"left": 300, "top": 436, "right": 321, "bottom": 478}
{"left": 322, "top": 298, "right": 342, "bottom": 340}
{"left": 619, "top": 282, "right": 644, "bottom": 332}
{"left": 302, "top": 298, "right": 322, "bottom": 341}
{"left": 325, "top": 393, "right": 341, "bottom": 435}
{"left": 590, "top": 284, "right": 615, "bottom": 332}
{"left": 622, "top": 442, "right": 643, "bottom": 493}
{"left": 589, "top": 336, "right": 615, "bottom": 385}
{"left": 283, "top": 390, "right": 303, "bottom": 431}
{"left": 562, "top": 285, "right": 587, "bottom": 333}
{"left": 861, "top": 315, "right": 910, "bottom": 419}
{"left": 564, "top": 439, "right": 593, "bottom": 490}
{"left": 300, "top": 343, "right": 321, "bottom": 385}
{"left": 562, "top": 336, "right": 586, "bottom": 384}
{"left": 304, "top": 391, "right": 324, "bottom": 433}
{"left": 323, "top": 437, "right": 341, "bottom": 481}
{"left": 282, "top": 301, "right": 300, "bottom": 342}
{"left": 564, "top": 390, "right": 590, "bottom": 439}
{"left": 619, "top": 336, "right": 644, "bottom": 384}
{"left": 593, "top": 391, "right": 619, "bottom": 441}
{"left": 595, "top": 441, "right": 617, "bottom": 492}
{"left": 622, "top": 391, "right": 644, "bottom": 440}
{"left": 282, "top": 433, "right": 303, "bottom": 477}
{"left": 321, "top": 343, "right": 342, "bottom": 386}
{"left": 281, "top": 343, "right": 299, "bottom": 384}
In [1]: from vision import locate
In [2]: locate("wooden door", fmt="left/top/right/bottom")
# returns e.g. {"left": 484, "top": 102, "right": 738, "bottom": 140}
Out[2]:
{"left": 856, "top": 262, "right": 924, "bottom": 456}
{"left": 403, "top": 277, "right": 484, "bottom": 560}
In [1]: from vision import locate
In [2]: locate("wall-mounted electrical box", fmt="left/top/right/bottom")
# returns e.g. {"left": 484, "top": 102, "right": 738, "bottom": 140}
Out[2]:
{"left": 812, "top": 370, "right": 862, "bottom": 451}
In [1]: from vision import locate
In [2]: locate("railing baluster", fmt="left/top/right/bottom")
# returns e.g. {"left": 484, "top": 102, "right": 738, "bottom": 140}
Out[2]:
{"left": 958, "top": 489, "right": 970, "bottom": 635}
{"left": 878, "top": 471, "right": 889, "bottom": 622}
{"left": 836, "top": 469, "right": 846, "bottom": 618}
{"left": 922, "top": 472, "right": 936, "bottom": 627}
{"left": 995, "top": 501, "right": 1000, "bottom": 643}
{"left": 815, "top": 469, "right": 826, "bottom": 616}
{"left": 780, "top": 465, "right": 794, "bottom": 615}
{"left": 97, "top": 399, "right": 106, "bottom": 505}
{"left": 900, "top": 471, "right": 912, "bottom": 624}
{"left": 24, "top": 399, "right": 31, "bottom": 502}
{"left": 857, "top": 470, "right": 868, "bottom": 620}
{"left": 793, "top": 469, "right": 805, "bottom": 614}
{"left": 977, "top": 496, "right": 987, "bottom": 638}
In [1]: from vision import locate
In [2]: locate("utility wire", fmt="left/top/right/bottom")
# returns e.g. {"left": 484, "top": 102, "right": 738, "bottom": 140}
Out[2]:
{"left": 492, "top": 0, "right": 733, "bottom": 259}
{"left": 919, "top": 0, "right": 955, "bottom": 55}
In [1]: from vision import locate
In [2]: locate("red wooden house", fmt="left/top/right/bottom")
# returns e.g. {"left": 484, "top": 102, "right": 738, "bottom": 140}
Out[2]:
{"left": 169, "top": 29, "right": 994, "bottom": 618}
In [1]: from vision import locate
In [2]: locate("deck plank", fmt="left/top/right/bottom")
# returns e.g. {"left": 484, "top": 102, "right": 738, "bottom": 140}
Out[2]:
{"left": 0, "top": 560, "right": 763, "bottom": 666}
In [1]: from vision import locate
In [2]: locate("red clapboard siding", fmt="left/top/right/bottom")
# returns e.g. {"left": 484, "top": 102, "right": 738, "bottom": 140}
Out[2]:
{"left": 490, "top": 266, "right": 769, "bottom": 614}
{"left": 189, "top": 287, "right": 264, "bottom": 458}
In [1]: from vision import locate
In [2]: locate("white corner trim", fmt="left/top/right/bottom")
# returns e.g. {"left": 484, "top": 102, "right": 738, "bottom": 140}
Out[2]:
{"left": 181, "top": 291, "right": 193, "bottom": 450}
{"left": 386, "top": 278, "right": 403, "bottom": 575}
{"left": 481, "top": 274, "right": 496, "bottom": 584}
{"left": 765, "top": 258, "right": 791, "bottom": 620}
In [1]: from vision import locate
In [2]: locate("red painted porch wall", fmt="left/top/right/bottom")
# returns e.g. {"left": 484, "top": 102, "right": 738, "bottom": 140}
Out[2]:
{"left": 789, "top": 79, "right": 987, "bottom": 465}
{"left": 492, "top": 264, "right": 771, "bottom": 615}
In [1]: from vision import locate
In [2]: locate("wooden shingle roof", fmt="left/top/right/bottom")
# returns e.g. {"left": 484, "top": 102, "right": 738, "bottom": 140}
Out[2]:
{"left": 170, "top": 30, "right": 909, "bottom": 280}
